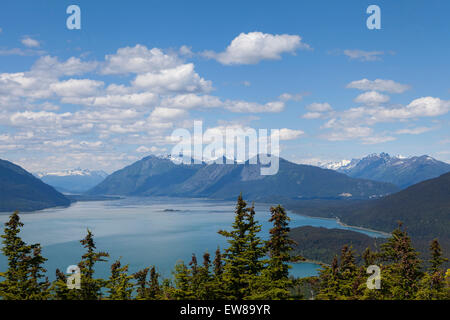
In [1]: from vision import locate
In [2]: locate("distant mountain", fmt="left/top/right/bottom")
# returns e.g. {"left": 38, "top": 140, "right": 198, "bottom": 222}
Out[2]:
{"left": 0, "top": 159, "right": 70, "bottom": 212}
{"left": 341, "top": 171, "right": 450, "bottom": 240}
{"left": 323, "top": 153, "right": 450, "bottom": 188}
{"left": 287, "top": 172, "right": 450, "bottom": 265}
{"left": 87, "top": 155, "right": 399, "bottom": 201}
{"left": 36, "top": 169, "right": 108, "bottom": 193}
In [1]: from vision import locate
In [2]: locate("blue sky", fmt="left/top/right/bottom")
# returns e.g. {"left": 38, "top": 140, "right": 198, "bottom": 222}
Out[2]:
{"left": 0, "top": 0, "right": 449, "bottom": 172}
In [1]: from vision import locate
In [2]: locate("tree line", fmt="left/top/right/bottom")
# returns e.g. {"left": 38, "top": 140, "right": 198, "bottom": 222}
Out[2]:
{"left": 0, "top": 194, "right": 448, "bottom": 300}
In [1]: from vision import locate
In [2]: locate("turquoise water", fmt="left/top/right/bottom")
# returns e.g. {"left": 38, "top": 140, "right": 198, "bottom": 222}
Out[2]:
{"left": 0, "top": 197, "right": 386, "bottom": 280}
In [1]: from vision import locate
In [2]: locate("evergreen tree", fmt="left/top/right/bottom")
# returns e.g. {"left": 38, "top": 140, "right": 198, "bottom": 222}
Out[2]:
{"left": 416, "top": 239, "right": 448, "bottom": 300}
{"left": 78, "top": 229, "right": 109, "bottom": 300}
{"left": 133, "top": 267, "right": 150, "bottom": 299}
{"left": 106, "top": 260, "right": 134, "bottom": 300}
{"left": 0, "top": 211, "right": 50, "bottom": 299}
{"left": 317, "top": 256, "right": 340, "bottom": 300}
{"left": 172, "top": 261, "right": 194, "bottom": 299}
{"left": 256, "top": 205, "right": 301, "bottom": 299}
{"left": 213, "top": 247, "right": 223, "bottom": 278}
{"left": 378, "top": 223, "right": 422, "bottom": 299}
{"left": 218, "top": 195, "right": 265, "bottom": 299}
{"left": 50, "top": 268, "right": 80, "bottom": 300}
{"left": 148, "top": 266, "right": 162, "bottom": 299}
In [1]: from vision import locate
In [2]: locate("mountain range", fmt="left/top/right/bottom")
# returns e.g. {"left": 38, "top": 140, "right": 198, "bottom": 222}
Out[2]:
{"left": 0, "top": 159, "right": 70, "bottom": 212}
{"left": 87, "top": 155, "right": 399, "bottom": 201}
{"left": 321, "top": 153, "right": 450, "bottom": 188}
{"left": 287, "top": 171, "right": 450, "bottom": 263}
{"left": 35, "top": 169, "right": 108, "bottom": 193}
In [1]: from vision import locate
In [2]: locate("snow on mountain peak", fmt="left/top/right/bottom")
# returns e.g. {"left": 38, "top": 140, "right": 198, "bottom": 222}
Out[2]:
{"left": 35, "top": 168, "right": 108, "bottom": 178}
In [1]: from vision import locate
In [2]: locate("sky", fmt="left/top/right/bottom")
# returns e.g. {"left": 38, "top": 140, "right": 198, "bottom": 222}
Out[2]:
{"left": 0, "top": 0, "right": 449, "bottom": 173}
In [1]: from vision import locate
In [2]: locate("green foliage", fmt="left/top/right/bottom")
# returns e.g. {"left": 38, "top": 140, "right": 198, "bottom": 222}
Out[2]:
{"left": 218, "top": 194, "right": 266, "bottom": 299}
{"left": 106, "top": 260, "right": 134, "bottom": 300}
{"left": 77, "top": 229, "right": 109, "bottom": 300}
{"left": 253, "top": 205, "right": 302, "bottom": 299}
{"left": 0, "top": 201, "right": 448, "bottom": 301}
{"left": 0, "top": 211, "right": 50, "bottom": 299}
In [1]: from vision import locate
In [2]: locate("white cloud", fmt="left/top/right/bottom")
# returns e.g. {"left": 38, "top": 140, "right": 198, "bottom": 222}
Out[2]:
{"left": 204, "top": 32, "right": 309, "bottom": 65}
{"left": 302, "top": 112, "right": 323, "bottom": 119}
{"left": 179, "top": 45, "right": 194, "bottom": 57}
{"left": 160, "top": 94, "right": 286, "bottom": 113}
{"left": 224, "top": 100, "right": 285, "bottom": 113}
{"left": 62, "top": 92, "right": 158, "bottom": 108}
{"left": 101, "top": 45, "right": 181, "bottom": 75}
{"left": 306, "top": 102, "right": 333, "bottom": 112}
{"left": 30, "top": 55, "right": 98, "bottom": 77}
{"left": 361, "top": 136, "right": 396, "bottom": 144}
{"left": 136, "top": 146, "right": 163, "bottom": 153}
{"left": 343, "top": 49, "right": 384, "bottom": 61}
{"left": 50, "top": 79, "right": 104, "bottom": 97}
{"left": 274, "top": 128, "right": 304, "bottom": 141}
{"left": 347, "top": 79, "right": 410, "bottom": 94}
{"left": 354, "top": 91, "right": 390, "bottom": 105}
{"left": 132, "top": 63, "right": 212, "bottom": 93}
{"left": 321, "top": 126, "right": 373, "bottom": 141}
{"left": 279, "top": 93, "right": 304, "bottom": 102}
{"left": 160, "top": 94, "right": 222, "bottom": 109}
{"left": 21, "top": 36, "right": 40, "bottom": 48}
{"left": 395, "top": 127, "right": 433, "bottom": 135}
{"left": 149, "top": 107, "right": 188, "bottom": 120}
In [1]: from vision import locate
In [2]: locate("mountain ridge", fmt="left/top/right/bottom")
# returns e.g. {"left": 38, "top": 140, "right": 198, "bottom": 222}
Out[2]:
{"left": 87, "top": 154, "right": 399, "bottom": 201}
{"left": 321, "top": 152, "right": 450, "bottom": 188}
{"left": 0, "top": 159, "right": 71, "bottom": 212}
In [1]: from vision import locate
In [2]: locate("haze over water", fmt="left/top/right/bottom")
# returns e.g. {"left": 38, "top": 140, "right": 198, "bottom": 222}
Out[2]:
{"left": 0, "top": 197, "right": 386, "bottom": 280}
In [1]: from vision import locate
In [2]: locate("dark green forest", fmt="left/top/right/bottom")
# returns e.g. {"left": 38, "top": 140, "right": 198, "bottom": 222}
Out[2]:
{"left": 0, "top": 195, "right": 448, "bottom": 300}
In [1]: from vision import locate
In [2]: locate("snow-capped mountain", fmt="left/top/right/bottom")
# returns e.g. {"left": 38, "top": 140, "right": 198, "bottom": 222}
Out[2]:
{"left": 35, "top": 169, "right": 108, "bottom": 193}
{"left": 322, "top": 153, "right": 450, "bottom": 189}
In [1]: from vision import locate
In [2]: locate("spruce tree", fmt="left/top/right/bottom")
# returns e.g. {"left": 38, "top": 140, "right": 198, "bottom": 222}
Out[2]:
{"left": 378, "top": 223, "right": 422, "bottom": 299}
{"left": 78, "top": 229, "right": 109, "bottom": 300}
{"left": 133, "top": 267, "right": 150, "bottom": 299}
{"left": 172, "top": 261, "right": 194, "bottom": 299}
{"left": 106, "top": 260, "right": 134, "bottom": 300}
{"left": 218, "top": 194, "right": 265, "bottom": 299}
{"left": 416, "top": 239, "right": 448, "bottom": 300}
{"left": 148, "top": 266, "right": 162, "bottom": 299}
{"left": 258, "top": 205, "right": 301, "bottom": 299}
{"left": 0, "top": 211, "right": 50, "bottom": 300}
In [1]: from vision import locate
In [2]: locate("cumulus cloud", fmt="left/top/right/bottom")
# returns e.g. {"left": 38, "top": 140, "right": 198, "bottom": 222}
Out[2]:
{"left": 61, "top": 92, "right": 158, "bottom": 108}
{"left": 343, "top": 49, "right": 384, "bottom": 61}
{"left": 223, "top": 100, "right": 285, "bottom": 113}
{"left": 279, "top": 93, "right": 304, "bottom": 102}
{"left": 347, "top": 79, "right": 410, "bottom": 94}
{"left": 50, "top": 79, "right": 104, "bottom": 97}
{"left": 302, "top": 102, "right": 333, "bottom": 119}
{"left": 149, "top": 107, "right": 188, "bottom": 120}
{"left": 132, "top": 63, "right": 212, "bottom": 93}
{"left": 302, "top": 112, "right": 323, "bottom": 119}
{"left": 306, "top": 102, "right": 333, "bottom": 112}
{"left": 21, "top": 36, "right": 40, "bottom": 48}
{"left": 203, "top": 32, "right": 310, "bottom": 65}
{"left": 30, "top": 55, "right": 98, "bottom": 77}
{"left": 160, "top": 94, "right": 222, "bottom": 109}
{"left": 354, "top": 91, "right": 390, "bottom": 105}
{"left": 274, "top": 128, "right": 304, "bottom": 140}
{"left": 317, "top": 96, "right": 449, "bottom": 144}
{"left": 101, "top": 45, "right": 181, "bottom": 75}
{"left": 395, "top": 127, "right": 434, "bottom": 135}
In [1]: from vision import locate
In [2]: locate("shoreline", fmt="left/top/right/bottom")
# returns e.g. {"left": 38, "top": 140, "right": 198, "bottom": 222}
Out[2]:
{"left": 288, "top": 209, "right": 390, "bottom": 238}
